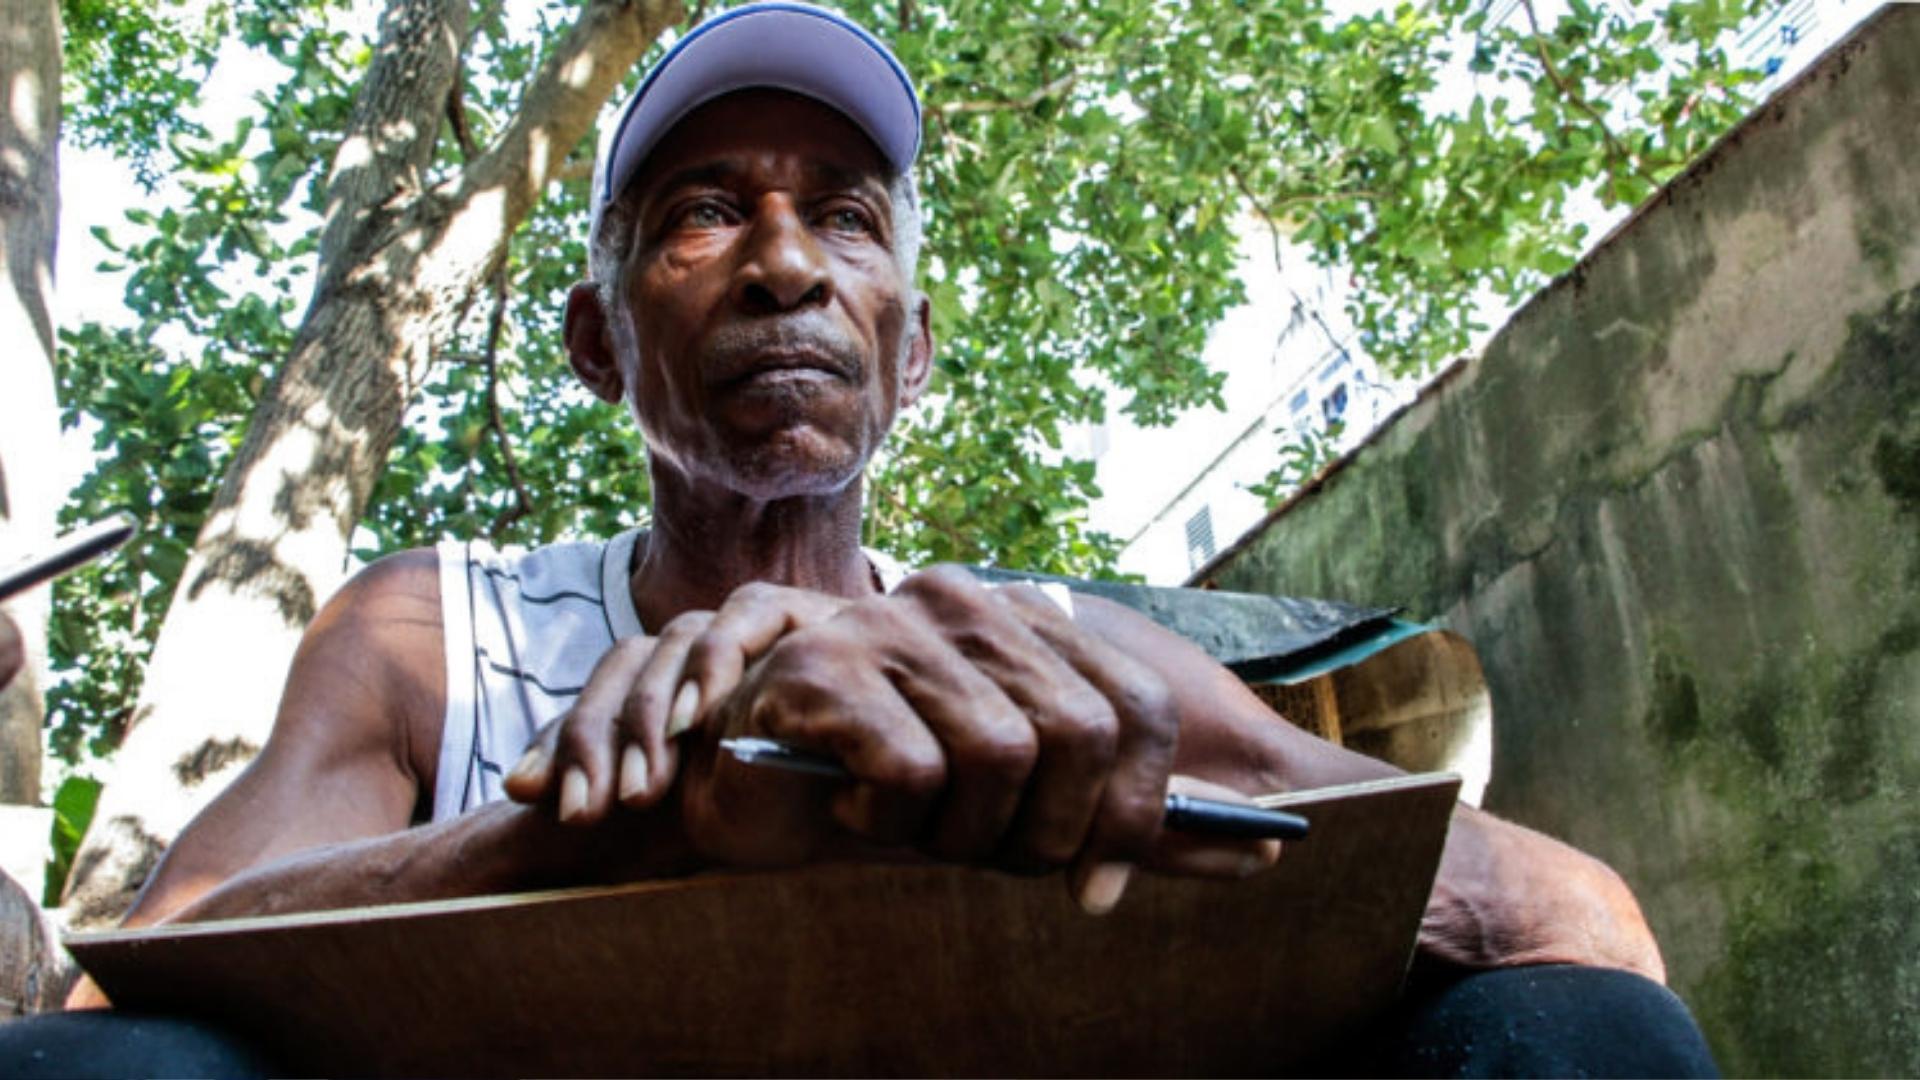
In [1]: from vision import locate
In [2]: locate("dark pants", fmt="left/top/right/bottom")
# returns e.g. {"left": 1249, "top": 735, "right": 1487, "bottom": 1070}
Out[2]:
{"left": 1, "top": 964, "right": 1716, "bottom": 1078}
{"left": 1331, "top": 963, "right": 1721, "bottom": 1078}
{"left": 0, "top": 1010, "right": 276, "bottom": 1079}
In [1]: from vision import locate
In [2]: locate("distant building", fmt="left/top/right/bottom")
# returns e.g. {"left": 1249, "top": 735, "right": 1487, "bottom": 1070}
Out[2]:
{"left": 1071, "top": 0, "right": 1872, "bottom": 586}
{"left": 1068, "top": 227, "right": 1413, "bottom": 585}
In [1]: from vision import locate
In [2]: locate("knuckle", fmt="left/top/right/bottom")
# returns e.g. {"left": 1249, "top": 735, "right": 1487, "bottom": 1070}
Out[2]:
{"left": 604, "top": 636, "right": 652, "bottom": 668}
{"left": 660, "top": 610, "right": 712, "bottom": 641}
{"left": 839, "top": 597, "right": 902, "bottom": 636}
{"left": 729, "top": 580, "right": 782, "bottom": 608}
{"left": 968, "top": 722, "right": 1039, "bottom": 782}
{"left": 1053, "top": 688, "right": 1120, "bottom": 760}
{"left": 899, "top": 563, "right": 982, "bottom": 604}
{"left": 755, "top": 636, "right": 838, "bottom": 699}
{"left": 1116, "top": 669, "right": 1175, "bottom": 729}
{"left": 682, "top": 634, "right": 723, "bottom": 672}
{"left": 628, "top": 681, "right": 673, "bottom": 725}
{"left": 556, "top": 712, "right": 605, "bottom": 758}
{"left": 769, "top": 622, "right": 836, "bottom": 664}
{"left": 887, "top": 754, "right": 947, "bottom": 799}
{"left": 999, "top": 582, "right": 1055, "bottom": 614}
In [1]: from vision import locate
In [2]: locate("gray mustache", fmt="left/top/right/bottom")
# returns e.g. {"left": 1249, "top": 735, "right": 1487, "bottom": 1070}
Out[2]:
{"left": 704, "top": 315, "right": 866, "bottom": 384}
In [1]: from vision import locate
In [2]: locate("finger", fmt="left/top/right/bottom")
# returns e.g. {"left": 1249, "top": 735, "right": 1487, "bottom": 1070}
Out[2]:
{"left": 739, "top": 617, "right": 950, "bottom": 847}
{"left": 618, "top": 611, "right": 712, "bottom": 806}
{"left": 502, "top": 713, "right": 564, "bottom": 804}
{"left": 999, "top": 585, "right": 1177, "bottom": 913}
{"left": 680, "top": 583, "right": 846, "bottom": 737}
{"left": 847, "top": 588, "right": 1039, "bottom": 860}
{"left": 541, "top": 636, "right": 657, "bottom": 825}
{"left": 1141, "top": 775, "right": 1281, "bottom": 879}
{"left": 901, "top": 579, "right": 1116, "bottom": 870}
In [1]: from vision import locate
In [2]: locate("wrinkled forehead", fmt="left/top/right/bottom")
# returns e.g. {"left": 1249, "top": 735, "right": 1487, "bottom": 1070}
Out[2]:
{"left": 625, "top": 88, "right": 894, "bottom": 210}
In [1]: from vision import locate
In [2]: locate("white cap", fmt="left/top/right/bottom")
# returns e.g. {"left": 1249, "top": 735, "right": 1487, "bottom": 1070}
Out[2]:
{"left": 590, "top": 3, "right": 921, "bottom": 242}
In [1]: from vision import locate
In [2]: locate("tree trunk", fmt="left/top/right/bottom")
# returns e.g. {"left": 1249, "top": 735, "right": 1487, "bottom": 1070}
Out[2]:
{"left": 0, "top": 0, "right": 63, "bottom": 808}
{"left": 63, "top": 0, "right": 684, "bottom": 928}
{"left": 0, "top": 866, "right": 73, "bottom": 1014}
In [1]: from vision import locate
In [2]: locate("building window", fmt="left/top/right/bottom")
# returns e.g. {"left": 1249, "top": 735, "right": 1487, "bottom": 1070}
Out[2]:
{"left": 1185, "top": 505, "right": 1217, "bottom": 571}
{"left": 1087, "top": 421, "right": 1111, "bottom": 460}
{"left": 1321, "top": 382, "right": 1349, "bottom": 424}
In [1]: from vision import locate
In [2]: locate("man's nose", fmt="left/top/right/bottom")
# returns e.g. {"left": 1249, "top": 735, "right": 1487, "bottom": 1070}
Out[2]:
{"left": 734, "top": 195, "right": 831, "bottom": 314}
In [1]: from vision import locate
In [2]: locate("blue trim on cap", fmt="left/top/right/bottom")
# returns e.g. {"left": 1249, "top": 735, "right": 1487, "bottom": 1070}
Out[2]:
{"left": 600, "top": 2, "right": 922, "bottom": 205}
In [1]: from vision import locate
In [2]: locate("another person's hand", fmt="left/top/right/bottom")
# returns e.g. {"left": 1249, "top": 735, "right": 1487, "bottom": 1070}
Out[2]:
{"left": 0, "top": 611, "right": 22, "bottom": 691}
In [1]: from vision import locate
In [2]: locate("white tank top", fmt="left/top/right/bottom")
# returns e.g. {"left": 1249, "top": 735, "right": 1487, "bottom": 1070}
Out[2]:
{"left": 430, "top": 528, "right": 907, "bottom": 822}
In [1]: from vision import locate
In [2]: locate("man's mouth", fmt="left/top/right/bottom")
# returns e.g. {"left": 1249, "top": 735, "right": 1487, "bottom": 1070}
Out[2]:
{"left": 704, "top": 318, "right": 865, "bottom": 391}
{"left": 716, "top": 350, "right": 852, "bottom": 389}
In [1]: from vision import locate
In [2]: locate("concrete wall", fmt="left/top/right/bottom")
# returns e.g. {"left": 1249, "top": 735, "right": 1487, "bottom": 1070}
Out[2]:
{"left": 1199, "top": 9, "right": 1920, "bottom": 1075}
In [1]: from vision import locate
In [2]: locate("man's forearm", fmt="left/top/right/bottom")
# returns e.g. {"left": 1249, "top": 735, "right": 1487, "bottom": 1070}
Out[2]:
{"left": 1424, "top": 804, "right": 1666, "bottom": 983}
{"left": 156, "top": 800, "right": 691, "bottom": 926}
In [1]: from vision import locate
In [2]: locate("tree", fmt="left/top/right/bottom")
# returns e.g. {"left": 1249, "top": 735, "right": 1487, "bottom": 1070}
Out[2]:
{"left": 0, "top": 0, "right": 63, "bottom": 809}
{"left": 62, "top": 0, "right": 686, "bottom": 925}
{"left": 50, "top": 0, "right": 1777, "bottom": 924}
{"left": 0, "top": 0, "right": 72, "bottom": 1017}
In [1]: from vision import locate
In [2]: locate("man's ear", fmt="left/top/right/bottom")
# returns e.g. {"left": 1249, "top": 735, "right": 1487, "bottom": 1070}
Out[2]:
{"left": 564, "top": 282, "right": 625, "bottom": 404}
{"left": 898, "top": 292, "right": 935, "bottom": 408}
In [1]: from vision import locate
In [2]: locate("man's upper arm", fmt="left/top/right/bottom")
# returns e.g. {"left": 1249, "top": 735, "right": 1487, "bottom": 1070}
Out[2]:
{"left": 124, "top": 549, "right": 445, "bottom": 927}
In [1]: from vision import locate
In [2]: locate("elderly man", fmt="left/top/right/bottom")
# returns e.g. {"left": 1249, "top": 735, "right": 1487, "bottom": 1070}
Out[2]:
{"left": 30, "top": 4, "right": 1715, "bottom": 1075}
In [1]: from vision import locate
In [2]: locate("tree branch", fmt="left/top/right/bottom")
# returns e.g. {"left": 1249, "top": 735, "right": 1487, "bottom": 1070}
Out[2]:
{"left": 1226, "top": 165, "right": 1356, "bottom": 367}
{"left": 480, "top": 267, "right": 532, "bottom": 540}
{"left": 446, "top": 66, "right": 476, "bottom": 162}
{"left": 552, "top": 156, "right": 595, "bottom": 185}
{"left": 316, "top": 0, "right": 470, "bottom": 270}
{"left": 457, "top": 0, "right": 685, "bottom": 230}
{"left": 1516, "top": 0, "right": 1659, "bottom": 190}
{"left": 933, "top": 72, "right": 1078, "bottom": 116}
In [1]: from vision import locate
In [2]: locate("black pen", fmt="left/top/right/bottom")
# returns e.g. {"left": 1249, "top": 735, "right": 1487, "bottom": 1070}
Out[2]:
{"left": 719, "top": 736, "right": 1309, "bottom": 840}
{"left": 0, "top": 514, "right": 138, "bottom": 603}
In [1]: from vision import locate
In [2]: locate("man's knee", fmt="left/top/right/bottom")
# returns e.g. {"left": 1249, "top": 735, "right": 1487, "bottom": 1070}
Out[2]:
{"left": 0, "top": 1009, "right": 276, "bottom": 1079}
{"left": 1361, "top": 964, "right": 1719, "bottom": 1078}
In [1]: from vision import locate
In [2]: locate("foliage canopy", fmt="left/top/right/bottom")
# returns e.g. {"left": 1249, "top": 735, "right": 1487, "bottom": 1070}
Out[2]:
{"left": 46, "top": 0, "right": 1774, "bottom": 765}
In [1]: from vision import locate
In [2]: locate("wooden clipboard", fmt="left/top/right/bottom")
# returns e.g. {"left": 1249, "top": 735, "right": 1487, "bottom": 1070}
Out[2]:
{"left": 69, "top": 772, "right": 1459, "bottom": 1077}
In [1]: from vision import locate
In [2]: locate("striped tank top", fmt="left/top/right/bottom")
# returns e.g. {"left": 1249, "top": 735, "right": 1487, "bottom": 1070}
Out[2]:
{"left": 430, "top": 528, "right": 907, "bottom": 822}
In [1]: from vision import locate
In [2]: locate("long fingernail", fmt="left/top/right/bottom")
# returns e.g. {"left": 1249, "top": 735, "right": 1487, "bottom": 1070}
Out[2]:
{"left": 618, "top": 744, "right": 650, "bottom": 802}
{"left": 507, "top": 744, "right": 546, "bottom": 784}
{"left": 666, "top": 682, "right": 701, "bottom": 738}
{"left": 1240, "top": 851, "right": 1272, "bottom": 878}
{"left": 559, "top": 766, "right": 589, "bottom": 823}
{"left": 1077, "top": 861, "right": 1133, "bottom": 916}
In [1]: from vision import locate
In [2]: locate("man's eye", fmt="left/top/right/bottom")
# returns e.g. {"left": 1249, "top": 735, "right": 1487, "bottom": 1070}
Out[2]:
{"left": 680, "top": 203, "right": 729, "bottom": 229}
{"left": 822, "top": 207, "right": 872, "bottom": 234}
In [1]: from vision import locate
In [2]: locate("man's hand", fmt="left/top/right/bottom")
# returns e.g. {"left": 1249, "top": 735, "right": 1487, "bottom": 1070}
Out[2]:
{"left": 507, "top": 567, "right": 1279, "bottom": 912}
{"left": 502, "top": 582, "right": 851, "bottom": 820}
{"left": 682, "top": 567, "right": 1181, "bottom": 887}
{"left": 0, "top": 611, "right": 21, "bottom": 691}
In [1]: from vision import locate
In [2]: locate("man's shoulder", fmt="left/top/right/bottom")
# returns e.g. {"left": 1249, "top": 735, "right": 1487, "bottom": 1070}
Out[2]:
{"left": 338, "top": 546, "right": 442, "bottom": 614}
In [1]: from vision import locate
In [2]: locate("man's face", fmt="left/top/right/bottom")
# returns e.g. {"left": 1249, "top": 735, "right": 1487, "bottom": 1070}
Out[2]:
{"left": 605, "top": 89, "right": 930, "bottom": 501}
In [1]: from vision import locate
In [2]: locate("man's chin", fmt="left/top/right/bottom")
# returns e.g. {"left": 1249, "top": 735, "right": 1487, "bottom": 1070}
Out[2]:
{"left": 717, "top": 433, "right": 867, "bottom": 501}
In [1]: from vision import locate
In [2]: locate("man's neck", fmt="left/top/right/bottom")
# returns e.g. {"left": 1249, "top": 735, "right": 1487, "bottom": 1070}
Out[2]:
{"left": 630, "top": 468, "right": 876, "bottom": 634}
